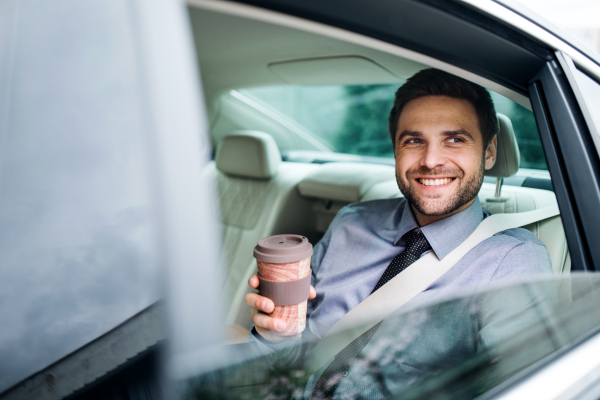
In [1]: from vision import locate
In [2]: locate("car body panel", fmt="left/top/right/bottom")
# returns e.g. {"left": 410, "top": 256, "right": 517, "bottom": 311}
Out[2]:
{"left": 2, "top": 0, "right": 600, "bottom": 398}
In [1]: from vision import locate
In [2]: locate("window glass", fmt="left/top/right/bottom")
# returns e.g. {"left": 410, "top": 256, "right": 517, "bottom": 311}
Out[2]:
{"left": 0, "top": 0, "right": 161, "bottom": 392}
{"left": 573, "top": 66, "right": 600, "bottom": 135}
{"left": 240, "top": 85, "right": 398, "bottom": 158}
{"left": 177, "top": 275, "right": 600, "bottom": 399}
{"left": 240, "top": 85, "right": 547, "bottom": 170}
{"left": 489, "top": 92, "right": 548, "bottom": 170}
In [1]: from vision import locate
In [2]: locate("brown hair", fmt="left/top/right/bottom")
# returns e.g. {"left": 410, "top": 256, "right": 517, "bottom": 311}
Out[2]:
{"left": 388, "top": 68, "right": 499, "bottom": 149}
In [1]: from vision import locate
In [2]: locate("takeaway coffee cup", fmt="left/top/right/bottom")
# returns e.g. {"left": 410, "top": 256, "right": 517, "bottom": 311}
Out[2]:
{"left": 253, "top": 234, "right": 313, "bottom": 336}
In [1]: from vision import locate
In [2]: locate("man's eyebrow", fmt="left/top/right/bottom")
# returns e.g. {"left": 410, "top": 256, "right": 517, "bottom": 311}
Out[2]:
{"left": 442, "top": 129, "right": 474, "bottom": 140}
{"left": 397, "top": 130, "right": 423, "bottom": 142}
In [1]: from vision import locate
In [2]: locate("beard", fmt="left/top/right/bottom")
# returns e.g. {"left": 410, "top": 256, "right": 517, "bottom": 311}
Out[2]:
{"left": 396, "top": 158, "right": 485, "bottom": 217}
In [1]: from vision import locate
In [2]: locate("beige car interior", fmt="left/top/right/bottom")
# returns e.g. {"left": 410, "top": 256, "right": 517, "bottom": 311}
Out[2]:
{"left": 187, "top": 1, "right": 569, "bottom": 343}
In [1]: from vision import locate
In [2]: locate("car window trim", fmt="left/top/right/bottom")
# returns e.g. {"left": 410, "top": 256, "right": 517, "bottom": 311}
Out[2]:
{"left": 462, "top": 0, "right": 600, "bottom": 81}
{"left": 529, "top": 59, "right": 600, "bottom": 271}
{"left": 490, "top": 0, "right": 600, "bottom": 70}
{"left": 555, "top": 52, "right": 600, "bottom": 156}
{"left": 491, "top": 323, "right": 600, "bottom": 399}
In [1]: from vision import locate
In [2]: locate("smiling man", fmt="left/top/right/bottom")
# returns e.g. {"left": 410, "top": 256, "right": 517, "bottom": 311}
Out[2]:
{"left": 245, "top": 69, "right": 553, "bottom": 393}
{"left": 392, "top": 83, "right": 498, "bottom": 226}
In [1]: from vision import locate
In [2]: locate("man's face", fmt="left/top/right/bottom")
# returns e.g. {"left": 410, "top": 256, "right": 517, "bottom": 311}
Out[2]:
{"left": 394, "top": 95, "right": 497, "bottom": 225}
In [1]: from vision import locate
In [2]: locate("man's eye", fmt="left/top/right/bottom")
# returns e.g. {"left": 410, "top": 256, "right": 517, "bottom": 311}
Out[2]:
{"left": 405, "top": 138, "right": 422, "bottom": 144}
{"left": 447, "top": 137, "right": 465, "bottom": 143}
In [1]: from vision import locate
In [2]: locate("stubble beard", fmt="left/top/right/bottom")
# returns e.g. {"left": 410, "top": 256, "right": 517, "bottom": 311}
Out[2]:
{"left": 396, "top": 158, "right": 485, "bottom": 217}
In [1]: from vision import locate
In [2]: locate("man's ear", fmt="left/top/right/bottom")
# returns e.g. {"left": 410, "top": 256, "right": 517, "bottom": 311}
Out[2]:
{"left": 484, "top": 135, "right": 498, "bottom": 170}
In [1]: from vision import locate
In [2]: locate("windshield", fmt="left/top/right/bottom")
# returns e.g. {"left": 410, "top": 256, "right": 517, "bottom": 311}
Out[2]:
{"left": 174, "top": 274, "right": 596, "bottom": 399}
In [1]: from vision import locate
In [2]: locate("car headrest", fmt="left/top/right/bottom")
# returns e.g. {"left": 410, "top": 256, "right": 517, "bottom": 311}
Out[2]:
{"left": 485, "top": 113, "right": 520, "bottom": 178}
{"left": 215, "top": 131, "right": 281, "bottom": 179}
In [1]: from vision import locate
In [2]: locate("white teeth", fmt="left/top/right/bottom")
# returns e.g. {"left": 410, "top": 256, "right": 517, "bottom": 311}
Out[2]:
{"left": 420, "top": 178, "right": 453, "bottom": 186}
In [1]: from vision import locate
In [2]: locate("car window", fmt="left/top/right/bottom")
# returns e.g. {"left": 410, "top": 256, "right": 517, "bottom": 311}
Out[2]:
{"left": 0, "top": 1, "right": 162, "bottom": 392}
{"left": 572, "top": 66, "right": 600, "bottom": 135}
{"left": 176, "top": 275, "right": 599, "bottom": 400}
{"left": 239, "top": 85, "right": 548, "bottom": 170}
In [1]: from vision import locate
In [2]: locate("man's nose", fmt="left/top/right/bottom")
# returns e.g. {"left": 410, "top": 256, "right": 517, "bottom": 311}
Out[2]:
{"left": 420, "top": 143, "right": 447, "bottom": 169}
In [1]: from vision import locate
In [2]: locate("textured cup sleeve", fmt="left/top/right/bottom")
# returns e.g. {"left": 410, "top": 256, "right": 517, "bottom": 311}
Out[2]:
{"left": 257, "top": 270, "right": 312, "bottom": 306}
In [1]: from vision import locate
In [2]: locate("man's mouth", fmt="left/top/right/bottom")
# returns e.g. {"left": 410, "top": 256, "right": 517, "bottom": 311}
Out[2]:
{"left": 417, "top": 177, "right": 455, "bottom": 186}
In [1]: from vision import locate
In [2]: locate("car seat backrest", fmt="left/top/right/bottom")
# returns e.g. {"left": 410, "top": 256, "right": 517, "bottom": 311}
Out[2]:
{"left": 214, "top": 131, "right": 281, "bottom": 232}
{"left": 479, "top": 114, "right": 569, "bottom": 276}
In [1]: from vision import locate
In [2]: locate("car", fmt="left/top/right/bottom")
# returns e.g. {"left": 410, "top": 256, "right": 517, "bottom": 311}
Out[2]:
{"left": 1, "top": 0, "right": 600, "bottom": 399}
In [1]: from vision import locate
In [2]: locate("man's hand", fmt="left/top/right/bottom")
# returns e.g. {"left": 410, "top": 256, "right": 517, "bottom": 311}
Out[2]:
{"left": 245, "top": 274, "right": 317, "bottom": 343}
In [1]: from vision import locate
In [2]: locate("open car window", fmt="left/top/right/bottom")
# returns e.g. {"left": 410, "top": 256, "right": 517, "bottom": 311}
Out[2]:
{"left": 179, "top": 274, "right": 597, "bottom": 400}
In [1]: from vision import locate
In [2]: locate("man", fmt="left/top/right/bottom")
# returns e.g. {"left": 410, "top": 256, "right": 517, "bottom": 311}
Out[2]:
{"left": 244, "top": 69, "right": 552, "bottom": 396}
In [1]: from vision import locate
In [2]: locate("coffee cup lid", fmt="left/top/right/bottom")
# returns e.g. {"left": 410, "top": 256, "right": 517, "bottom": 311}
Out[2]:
{"left": 254, "top": 234, "right": 313, "bottom": 263}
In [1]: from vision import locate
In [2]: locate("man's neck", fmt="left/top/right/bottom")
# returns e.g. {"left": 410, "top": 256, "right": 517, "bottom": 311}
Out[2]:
{"left": 411, "top": 198, "right": 477, "bottom": 227}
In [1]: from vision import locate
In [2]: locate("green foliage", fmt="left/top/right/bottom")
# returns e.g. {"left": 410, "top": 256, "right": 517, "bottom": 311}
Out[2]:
{"left": 333, "top": 85, "right": 398, "bottom": 158}
{"left": 504, "top": 102, "right": 547, "bottom": 170}
{"left": 184, "top": 356, "right": 307, "bottom": 400}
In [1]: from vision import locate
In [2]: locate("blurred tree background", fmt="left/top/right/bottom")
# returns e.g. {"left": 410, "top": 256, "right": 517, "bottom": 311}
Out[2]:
{"left": 333, "top": 85, "right": 548, "bottom": 170}
{"left": 502, "top": 101, "right": 547, "bottom": 169}
{"left": 333, "top": 85, "right": 397, "bottom": 158}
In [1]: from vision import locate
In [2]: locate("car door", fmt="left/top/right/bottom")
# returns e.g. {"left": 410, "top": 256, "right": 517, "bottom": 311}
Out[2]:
{"left": 168, "top": 0, "right": 600, "bottom": 399}
{"left": 0, "top": 0, "right": 220, "bottom": 399}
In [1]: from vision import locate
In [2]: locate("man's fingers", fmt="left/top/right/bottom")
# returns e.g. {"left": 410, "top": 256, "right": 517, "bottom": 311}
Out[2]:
{"left": 244, "top": 292, "right": 275, "bottom": 313}
{"left": 254, "top": 312, "right": 286, "bottom": 332}
{"left": 246, "top": 273, "right": 307, "bottom": 343}
{"left": 251, "top": 310, "right": 298, "bottom": 342}
{"left": 244, "top": 292, "right": 256, "bottom": 308}
{"left": 309, "top": 285, "right": 316, "bottom": 299}
{"left": 248, "top": 274, "right": 259, "bottom": 289}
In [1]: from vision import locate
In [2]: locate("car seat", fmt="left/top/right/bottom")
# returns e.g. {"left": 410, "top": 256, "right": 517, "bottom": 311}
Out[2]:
{"left": 204, "top": 130, "right": 319, "bottom": 341}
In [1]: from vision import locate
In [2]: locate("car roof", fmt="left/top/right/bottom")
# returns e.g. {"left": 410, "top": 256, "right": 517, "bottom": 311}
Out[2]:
{"left": 494, "top": 0, "right": 600, "bottom": 67}
{"left": 188, "top": 0, "right": 536, "bottom": 113}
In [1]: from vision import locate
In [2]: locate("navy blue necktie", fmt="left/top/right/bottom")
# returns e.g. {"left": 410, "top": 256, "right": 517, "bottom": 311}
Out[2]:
{"left": 311, "top": 228, "right": 431, "bottom": 400}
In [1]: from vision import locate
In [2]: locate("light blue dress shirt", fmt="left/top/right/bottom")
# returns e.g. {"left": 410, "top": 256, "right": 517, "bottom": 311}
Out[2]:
{"left": 250, "top": 196, "right": 553, "bottom": 381}
{"left": 306, "top": 196, "right": 552, "bottom": 340}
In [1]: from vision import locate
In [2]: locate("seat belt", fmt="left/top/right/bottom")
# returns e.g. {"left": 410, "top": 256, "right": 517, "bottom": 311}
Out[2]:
{"left": 304, "top": 204, "right": 560, "bottom": 375}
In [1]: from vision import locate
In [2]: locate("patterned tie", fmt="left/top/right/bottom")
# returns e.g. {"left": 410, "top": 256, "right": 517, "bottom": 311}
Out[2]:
{"left": 311, "top": 228, "right": 432, "bottom": 400}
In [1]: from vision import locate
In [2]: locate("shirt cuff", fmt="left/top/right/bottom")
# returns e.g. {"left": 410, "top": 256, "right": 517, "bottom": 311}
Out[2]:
{"left": 251, "top": 326, "right": 273, "bottom": 346}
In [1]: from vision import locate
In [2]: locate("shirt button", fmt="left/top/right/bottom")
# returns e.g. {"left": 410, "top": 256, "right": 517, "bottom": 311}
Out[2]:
{"left": 342, "top": 371, "right": 348, "bottom": 377}
{"left": 283, "top": 348, "right": 290, "bottom": 354}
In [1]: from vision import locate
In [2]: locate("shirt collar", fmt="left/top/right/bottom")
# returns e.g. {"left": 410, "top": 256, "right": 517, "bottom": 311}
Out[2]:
{"left": 394, "top": 197, "right": 484, "bottom": 260}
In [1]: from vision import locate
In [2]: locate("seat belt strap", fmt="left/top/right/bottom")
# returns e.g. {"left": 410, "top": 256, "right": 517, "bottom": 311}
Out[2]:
{"left": 305, "top": 204, "right": 560, "bottom": 375}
